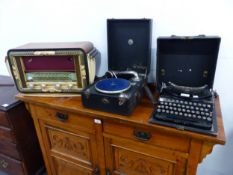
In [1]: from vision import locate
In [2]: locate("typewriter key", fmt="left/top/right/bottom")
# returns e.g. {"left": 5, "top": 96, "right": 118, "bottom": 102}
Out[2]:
{"left": 157, "top": 109, "right": 161, "bottom": 113}
{"left": 207, "top": 117, "right": 211, "bottom": 121}
{"left": 203, "top": 116, "right": 207, "bottom": 120}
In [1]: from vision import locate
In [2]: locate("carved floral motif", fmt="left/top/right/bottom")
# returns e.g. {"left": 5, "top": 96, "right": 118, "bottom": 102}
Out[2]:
{"left": 48, "top": 129, "right": 90, "bottom": 161}
{"left": 118, "top": 152, "right": 168, "bottom": 175}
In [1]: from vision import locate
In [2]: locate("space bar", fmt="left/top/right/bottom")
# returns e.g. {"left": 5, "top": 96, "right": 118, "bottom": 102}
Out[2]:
{"left": 155, "top": 115, "right": 212, "bottom": 129}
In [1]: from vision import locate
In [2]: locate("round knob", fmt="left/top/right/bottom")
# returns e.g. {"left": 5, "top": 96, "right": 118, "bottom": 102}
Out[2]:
{"left": 28, "top": 84, "right": 34, "bottom": 89}
{"left": 55, "top": 84, "right": 61, "bottom": 89}
{"left": 68, "top": 84, "right": 73, "bottom": 89}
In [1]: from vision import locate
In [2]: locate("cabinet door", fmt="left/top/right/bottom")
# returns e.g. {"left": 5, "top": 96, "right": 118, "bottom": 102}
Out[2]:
{"left": 39, "top": 120, "right": 99, "bottom": 175}
{"left": 104, "top": 135, "right": 187, "bottom": 175}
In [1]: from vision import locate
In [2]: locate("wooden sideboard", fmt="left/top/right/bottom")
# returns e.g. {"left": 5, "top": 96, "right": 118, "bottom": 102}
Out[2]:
{"left": 16, "top": 94, "right": 225, "bottom": 175}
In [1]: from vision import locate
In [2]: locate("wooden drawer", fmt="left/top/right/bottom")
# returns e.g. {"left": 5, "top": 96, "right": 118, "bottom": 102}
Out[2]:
{"left": 104, "top": 122, "right": 190, "bottom": 153}
{"left": 0, "top": 126, "right": 15, "bottom": 143}
{"left": 0, "top": 153, "right": 24, "bottom": 175}
{"left": 0, "top": 141, "right": 21, "bottom": 160}
{"left": 34, "top": 105, "right": 95, "bottom": 133}
{"left": 0, "top": 111, "right": 10, "bottom": 128}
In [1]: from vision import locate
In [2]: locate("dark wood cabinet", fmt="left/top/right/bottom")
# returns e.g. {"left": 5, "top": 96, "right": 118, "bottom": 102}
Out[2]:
{"left": 0, "top": 75, "right": 44, "bottom": 175}
{"left": 17, "top": 92, "right": 225, "bottom": 175}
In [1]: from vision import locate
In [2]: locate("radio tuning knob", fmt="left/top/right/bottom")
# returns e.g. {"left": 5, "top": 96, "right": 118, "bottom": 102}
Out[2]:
{"left": 28, "top": 84, "right": 34, "bottom": 89}
{"left": 55, "top": 84, "right": 61, "bottom": 89}
{"left": 41, "top": 84, "right": 47, "bottom": 92}
{"left": 68, "top": 84, "right": 73, "bottom": 89}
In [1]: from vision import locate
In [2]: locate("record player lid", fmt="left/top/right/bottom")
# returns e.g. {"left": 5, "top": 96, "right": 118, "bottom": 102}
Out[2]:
{"left": 156, "top": 36, "right": 221, "bottom": 90}
{"left": 107, "top": 19, "right": 152, "bottom": 75}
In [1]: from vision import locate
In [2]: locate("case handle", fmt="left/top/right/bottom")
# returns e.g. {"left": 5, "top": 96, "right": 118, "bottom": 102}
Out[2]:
{"left": 56, "top": 112, "right": 68, "bottom": 122}
{"left": 133, "top": 129, "right": 151, "bottom": 141}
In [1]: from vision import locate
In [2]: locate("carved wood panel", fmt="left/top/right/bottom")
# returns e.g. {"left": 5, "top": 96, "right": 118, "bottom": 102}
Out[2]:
{"left": 113, "top": 147, "right": 174, "bottom": 175}
{"left": 52, "top": 156, "right": 93, "bottom": 175}
{"left": 104, "top": 136, "right": 188, "bottom": 175}
{"left": 46, "top": 125, "right": 91, "bottom": 163}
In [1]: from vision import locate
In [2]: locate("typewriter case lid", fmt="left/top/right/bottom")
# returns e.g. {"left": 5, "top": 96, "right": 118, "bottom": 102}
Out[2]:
{"left": 156, "top": 36, "right": 221, "bottom": 91}
{"left": 107, "top": 19, "right": 152, "bottom": 75}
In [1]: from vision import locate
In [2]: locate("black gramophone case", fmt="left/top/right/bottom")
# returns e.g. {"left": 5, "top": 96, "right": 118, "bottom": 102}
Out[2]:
{"left": 82, "top": 19, "right": 152, "bottom": 115}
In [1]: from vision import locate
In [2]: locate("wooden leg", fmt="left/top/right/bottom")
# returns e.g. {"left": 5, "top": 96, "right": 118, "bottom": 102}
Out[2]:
{"left": 94, "top": 119, "right": 106, "bottom": 175}
{"left": 186, "top": 140, "right": 203, "bottom": 175}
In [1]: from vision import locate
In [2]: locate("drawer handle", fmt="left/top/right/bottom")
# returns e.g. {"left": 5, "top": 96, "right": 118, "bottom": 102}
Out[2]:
{"left": 133, "top": 130, "right": 151, "bottom": 141}
{"left": 56, "top": 112, "right": 68, "bottom": 122}
{"left": 0, "top": 159, "right": 8, "bottom": 169}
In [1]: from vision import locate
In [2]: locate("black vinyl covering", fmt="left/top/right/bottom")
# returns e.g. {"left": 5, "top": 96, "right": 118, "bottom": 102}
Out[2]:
{"left": 156, "top": 36, "right": 221, "bottom": 90}
{"left": 107, "top": 19, "right": 152, "bottom": 75}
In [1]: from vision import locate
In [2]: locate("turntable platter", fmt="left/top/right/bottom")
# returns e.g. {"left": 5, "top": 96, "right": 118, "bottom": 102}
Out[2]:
{"left": 95, "top": 78, "right": 131, "bottom": 94}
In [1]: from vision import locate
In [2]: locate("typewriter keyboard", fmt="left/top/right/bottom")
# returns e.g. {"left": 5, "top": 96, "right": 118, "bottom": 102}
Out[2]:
{"left": 154, "top": 96, "right": 214, "bottom": 130}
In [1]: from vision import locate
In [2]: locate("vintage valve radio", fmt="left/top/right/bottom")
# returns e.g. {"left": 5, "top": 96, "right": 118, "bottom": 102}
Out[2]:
{"left": 6, "top": 42, "right": 99, "bottom": 94}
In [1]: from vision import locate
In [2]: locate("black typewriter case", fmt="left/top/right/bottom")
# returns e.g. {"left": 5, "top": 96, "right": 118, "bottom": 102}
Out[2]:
{"left": 82, "top": 19, "right": 152, "bottom": 115}
{"left": 150, "top": 35, "right": 221, "bottom": 135}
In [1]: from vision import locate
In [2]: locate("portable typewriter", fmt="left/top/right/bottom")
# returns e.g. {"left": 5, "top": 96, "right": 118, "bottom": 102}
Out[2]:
{"left": 150, "top": 35, "right": 221, "bottom": 135}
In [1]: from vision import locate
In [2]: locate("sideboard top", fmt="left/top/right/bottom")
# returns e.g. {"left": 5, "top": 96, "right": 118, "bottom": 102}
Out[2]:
{"left": 16, "top": 93, "right": 225, "bottom": 145}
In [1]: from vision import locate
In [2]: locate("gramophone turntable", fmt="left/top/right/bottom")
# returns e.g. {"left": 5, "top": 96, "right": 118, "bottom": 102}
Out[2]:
{"left": 82, "top": 19, "right": 152, "bottom": 115}
{"left": 82, "top": 70, "right": 145, "bottom": 115}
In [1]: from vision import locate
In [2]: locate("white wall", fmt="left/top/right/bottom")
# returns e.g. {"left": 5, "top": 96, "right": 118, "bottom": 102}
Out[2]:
{"left": 0, "top": 0, "right": 233, "bottom": 174}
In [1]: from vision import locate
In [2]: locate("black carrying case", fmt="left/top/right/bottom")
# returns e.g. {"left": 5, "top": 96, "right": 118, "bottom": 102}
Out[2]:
{"left": 150, "top": 35, "right": 221, "bottom": 135}
{"left": 156, "top": 36, "right": 221, "bottom": 90}
{"left": 107, "top": 19, "right": 152, "bottom": 75}
{"left": 82, "top": 19, "right": 152, "bottom": 115}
